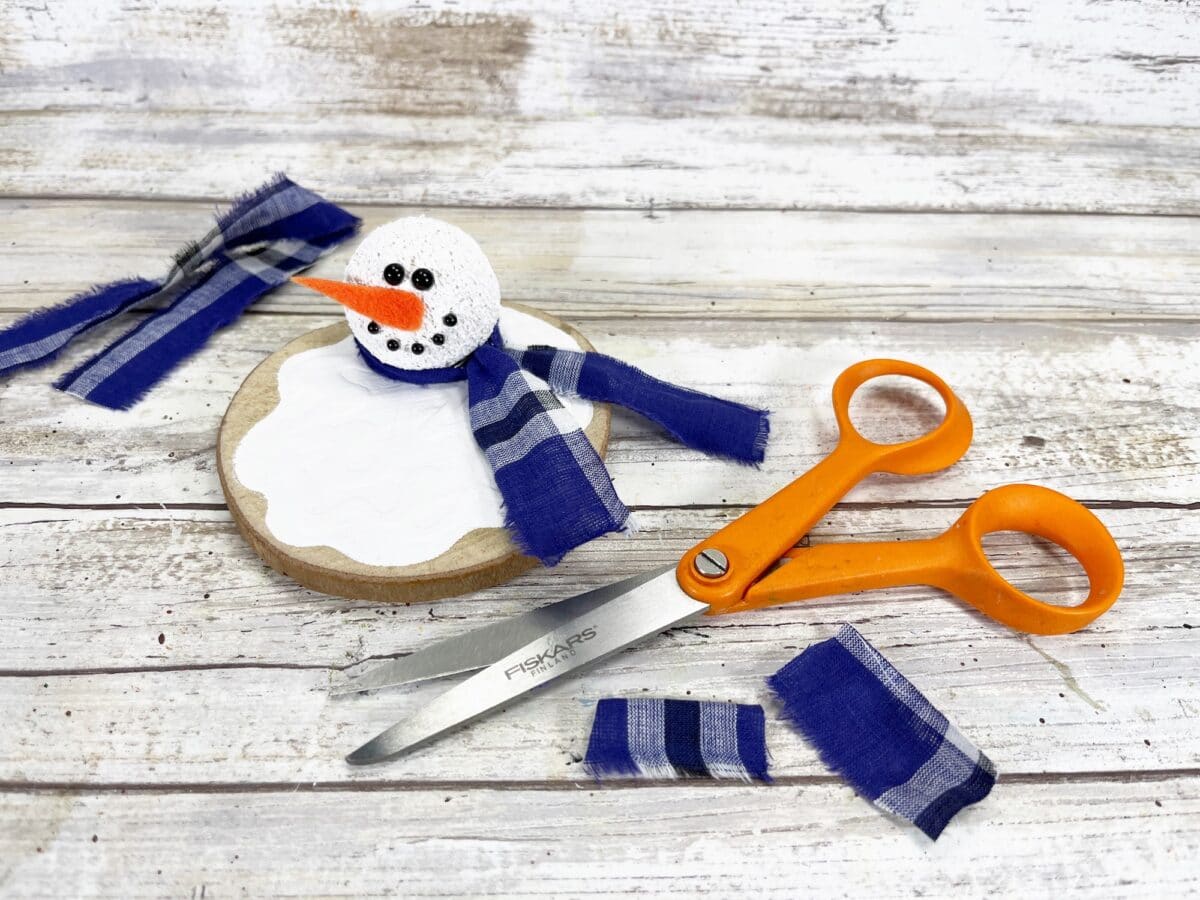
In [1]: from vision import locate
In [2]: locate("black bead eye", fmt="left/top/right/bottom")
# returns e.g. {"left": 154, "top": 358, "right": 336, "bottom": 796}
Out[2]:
{"left": 411, "top": 268, "right": 435, "bottom": 291}
{"left": 431, "top": 334, "right": 445, "bottom": 345}
{"left": 383, "top": 263, "right": 405, "bottom": 286}
{"left": 411, "top": 343, "right": 425, "bottom": 355}
{"left": 367, "top": 321, "right": 381, "bottom": 334}
{"left": 386, "top": 339, "right": 400, "bottom": 351}
{"left": 442, "top": 313, "right": 457, "bottom": 327}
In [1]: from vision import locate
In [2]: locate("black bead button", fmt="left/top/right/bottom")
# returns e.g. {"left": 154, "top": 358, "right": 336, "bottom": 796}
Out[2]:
{"left": 443, "top": 313, "right": 457, "bottom": 327}
{"left": 386, "top": 339, "right": 400, "bottom": 351}
{"left": 411, "top": 268, "right": 435, "bottom": 290}
{"left": 383, "top": 263, "right": 405, "bottom": 286}
{"left": 411, "top": 343, "right": 425, "bottom": 355}
{"left": 367, "top": 321, "right": 381, "bottom": 334}
{"left": 431, "top": 334, "right": 445, "bottom": 345}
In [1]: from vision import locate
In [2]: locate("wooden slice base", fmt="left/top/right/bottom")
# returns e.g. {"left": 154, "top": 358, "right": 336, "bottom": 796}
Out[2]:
{"left": 216, "top": 303, "right": 610, "bottom": 602}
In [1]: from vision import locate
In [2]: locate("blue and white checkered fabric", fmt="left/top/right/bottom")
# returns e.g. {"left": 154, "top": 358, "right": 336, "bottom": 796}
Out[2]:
{"left": 584, "top": 698, "right": 769, "bottom": 781}
{"left": 768, "top": 624, "right": 996, "bottom": 840}
{"left": 0, "top": 175, "right": 359, "bottom": 409}
{"left": 507, "top": 343, "right": 769, "bottom": 464}
{"left": 357, "top": 331, "right": 770, "bottom": 565}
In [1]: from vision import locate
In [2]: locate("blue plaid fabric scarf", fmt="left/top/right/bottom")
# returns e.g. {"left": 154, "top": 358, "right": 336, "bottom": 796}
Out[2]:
{"left": 358, "top": 332, "right": 769, "bottom": 565}
{"left": 0, "top": 175, "right": 360, "bottom": 410}
{"left": 584, "top": 698, "right": 769, "bottom": 781}
{"left": 768, "top": 624, "right": 996, "bottom": 840}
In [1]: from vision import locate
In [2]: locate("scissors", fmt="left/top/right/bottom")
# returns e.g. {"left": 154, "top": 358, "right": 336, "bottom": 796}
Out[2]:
{"left": 336, "top": 358, "right": 1124, "bottom": 765}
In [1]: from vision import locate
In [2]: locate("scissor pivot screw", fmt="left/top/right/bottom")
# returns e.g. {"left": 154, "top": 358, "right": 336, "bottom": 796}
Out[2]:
{"left": 694, "top": 549, "right": 729, "bottom": 578}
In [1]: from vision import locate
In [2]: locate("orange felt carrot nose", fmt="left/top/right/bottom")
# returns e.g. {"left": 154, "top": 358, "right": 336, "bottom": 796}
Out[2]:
{"left": 292, "top": 277, "right": 424, "bottom": 331}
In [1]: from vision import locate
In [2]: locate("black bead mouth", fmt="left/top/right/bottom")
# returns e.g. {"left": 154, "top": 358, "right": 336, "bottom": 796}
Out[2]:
{"left": 358, "top": 306, "right": 493, "bottom": 368}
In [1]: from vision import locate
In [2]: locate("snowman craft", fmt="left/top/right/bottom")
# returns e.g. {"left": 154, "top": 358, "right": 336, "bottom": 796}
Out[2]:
{"left": 221, "top": 217, "right": 768, "bottom": 601}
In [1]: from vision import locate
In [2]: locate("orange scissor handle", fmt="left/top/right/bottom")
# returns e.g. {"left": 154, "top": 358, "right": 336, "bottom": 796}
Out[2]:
{"left": 737, "top": 484, "right": 1124, "bottom": 634}
{"left": 676, "top": 359, "right": 974, "bottom": 613}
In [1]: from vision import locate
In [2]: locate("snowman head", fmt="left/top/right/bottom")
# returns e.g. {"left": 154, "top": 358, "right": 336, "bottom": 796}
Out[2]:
{"left": 294, "top": 216, "right": 501, "bottom": 370}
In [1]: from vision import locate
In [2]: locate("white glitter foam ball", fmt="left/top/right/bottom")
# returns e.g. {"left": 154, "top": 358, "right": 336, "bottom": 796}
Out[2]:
{"left": 343, "top": 217, "right": 501, "bottom": 370}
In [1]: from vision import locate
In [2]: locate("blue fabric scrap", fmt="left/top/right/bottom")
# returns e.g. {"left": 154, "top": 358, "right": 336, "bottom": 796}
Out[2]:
{"left": 0, "top": 174, "right": 360, "bottom": 410}
{"left": 584, "top": 697, "right": 770, "bottom": 782}
{"left": 358, "top": 332, "right": 770, "bottom": 566}
{"left": 767, "top": 624, "right": 995, "bottom": 840}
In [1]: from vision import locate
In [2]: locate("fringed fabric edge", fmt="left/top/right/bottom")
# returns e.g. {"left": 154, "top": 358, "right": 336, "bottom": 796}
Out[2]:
{"left": 0, "top": 278, "right": 160, "bottom": 376}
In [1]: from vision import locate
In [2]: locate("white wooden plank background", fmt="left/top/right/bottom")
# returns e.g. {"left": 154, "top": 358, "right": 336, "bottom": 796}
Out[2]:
{"left": 2, "top": 1, "right": 1200, "bottom": 212}
{"left": 5, "top": 202, "right": 1200, "bottom": 320}
{"left": 3, "top": 780, "right": 1198, "bottom": 898}
{"left": 1, "top": 1, "right": 1198, "bottom": 896}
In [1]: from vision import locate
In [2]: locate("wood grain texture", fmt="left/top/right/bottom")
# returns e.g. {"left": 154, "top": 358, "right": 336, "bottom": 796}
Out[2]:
{"left": 1, "top": 314, "right": 1196, "bottom": 506}
{"left": 4, "top": 110, "right": 1200, "bottom": 214}
{"left": 0, "top": 592, "right": 1194, "bottom": 784}
{"left": 0, "top": 506, "right": 1194, "bottom": 784}
{"left": 4, "top": 201, "right": 1200, "bottom": 320}
{"left": 3, "top": 0, "right": 1197, "bottom": 123}
{"left": 0, "top": 505, "right": 1189, "bottom": 670}
{"left": 2, "top": 780, "right": 1198, "bottom": 898}
{"left": 1, "top": 1, "right": 1199, "bottom": 211}
{"left": 2, "top": 0, "right": 1199, "bottom": 894}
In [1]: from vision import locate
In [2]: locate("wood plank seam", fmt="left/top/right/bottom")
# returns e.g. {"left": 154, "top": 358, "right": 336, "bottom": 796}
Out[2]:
{"left": 3, "top": 769, "right": 1198, "bottom": 793}
{"left": 3, "top": 499, "right": 1196, "bottom": 511}
{"left": 7, "top": 194, "right": 1200, "bottom": 218}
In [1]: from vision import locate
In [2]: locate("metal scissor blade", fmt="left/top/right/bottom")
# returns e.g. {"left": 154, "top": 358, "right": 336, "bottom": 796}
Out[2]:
{"left": 345, "top": 570, "right": 709, "bottom": 765}
{"left": 331, "top": 567, "right": 673, "bottom": 696}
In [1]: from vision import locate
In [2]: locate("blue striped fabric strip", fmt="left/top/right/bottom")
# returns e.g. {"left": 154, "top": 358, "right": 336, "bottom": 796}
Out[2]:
{"left": 467, "top": 340, "right": 628, "bottom": 565}
{"left": 584, "top": 698, "right": 770, "bottom": 781}
{"left": 0, "top": 278, "right": 160, "bottom": 373}
{"left": 0, "top": 175, "right": 359, "bottom": 409}
{"left": 767, "top": 624, "right": 995, "bottom": 840}
{"left": 509, "top": 344, "right": 770, "bottom": 465}
{"left": 470, "top": 336, "right": 767, "bottom": 564}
